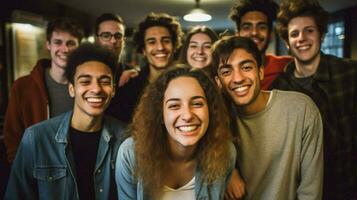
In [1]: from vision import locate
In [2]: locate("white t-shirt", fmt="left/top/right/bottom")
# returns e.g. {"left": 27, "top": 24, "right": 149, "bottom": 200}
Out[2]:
{"left": 161, "top": 176, "right": 195, "bottom": 200}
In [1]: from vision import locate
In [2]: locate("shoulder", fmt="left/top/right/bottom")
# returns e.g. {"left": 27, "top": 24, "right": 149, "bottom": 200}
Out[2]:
{"left": 118, "top": 137, "right": 136, "bottom": 165}
{"left": 272, "top": 90, "right": 319, "bottom": 113}
{"left": 104, "top": 115, "right": 128, "bottom": 139}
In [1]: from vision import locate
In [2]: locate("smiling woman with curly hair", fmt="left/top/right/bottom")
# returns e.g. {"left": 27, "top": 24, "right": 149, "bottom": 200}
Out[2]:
{"left": 115, "top": 66, "right": 236, "bottom": 200}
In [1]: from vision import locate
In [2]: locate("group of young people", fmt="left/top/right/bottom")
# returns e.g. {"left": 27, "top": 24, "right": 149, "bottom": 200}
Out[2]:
{"left": 2, "top": 0, "right": 356, "bottom": 199}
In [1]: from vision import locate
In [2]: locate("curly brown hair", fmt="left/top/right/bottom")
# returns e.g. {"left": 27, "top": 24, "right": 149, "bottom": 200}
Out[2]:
{"left": 133, "top": 12, "right": 184, "bottom": 54}
{"left": 276, "top": 0, "right": 329, "bottom": 43}
{"left": 129, "top": 66, "right": 233, "bottom": 198}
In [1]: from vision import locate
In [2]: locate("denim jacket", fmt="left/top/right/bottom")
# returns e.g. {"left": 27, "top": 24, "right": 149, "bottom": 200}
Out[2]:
{"left": 5, "top": 111, "right": 126, "bottom": 200}
{"left": 115, "top": 137, "right": 236, "bottom": 200}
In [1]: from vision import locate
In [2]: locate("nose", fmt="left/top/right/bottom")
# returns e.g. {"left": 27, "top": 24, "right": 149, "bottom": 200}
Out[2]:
{"left": 61, "top": 44, "right": 69, "bottom": 53}
{"left": 251, "top": 26, "right": 258, "bottom": 36}
{"left": 91, "top": 81, "right": 102, "bottom": 93}
{"left": 298, "top": 32, "right": 307, "bottom": 42}
{"left": 110, "top": 35, "right": 117, "bottom": 44}
{"left": 156, "top": 41, "right": 164, "bottom": 50}
{"left": 181, "top": 105, "right": 194, "bottom": 122}
{"left": 232, "top": 68, "right": 245, "bottom": 84}
{"left": 197, "top": 45, "right": 204, "bottom": 54}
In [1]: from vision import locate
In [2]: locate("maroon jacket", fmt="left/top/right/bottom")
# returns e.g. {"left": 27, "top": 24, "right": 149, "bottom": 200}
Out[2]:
{"left": 3, "top": 59, "right": 50, "bottom": 163}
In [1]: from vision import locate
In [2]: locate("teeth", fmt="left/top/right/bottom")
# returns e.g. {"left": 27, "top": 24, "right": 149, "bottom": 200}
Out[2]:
{"left": 87, "top": 97, "right": 103, "bottom": 103}
{"left": 155, "top": 53, "right": 167, "bottom": 58}
{"left": 234, "top": 86, "right": 248, "bottom": 92}
{"left": 297, "top": 45, "right": 310, "bottom": 50}
{"left": 178, "top": 125, "right": 198, "bottom": 132}
{"left": 193, "top": 57, "right": 206, "bottom": 61}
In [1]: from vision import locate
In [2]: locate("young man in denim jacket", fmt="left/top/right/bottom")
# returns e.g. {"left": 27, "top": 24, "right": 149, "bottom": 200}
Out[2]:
{"left": 5, "top": 43, "right": 126, "bottom": 200}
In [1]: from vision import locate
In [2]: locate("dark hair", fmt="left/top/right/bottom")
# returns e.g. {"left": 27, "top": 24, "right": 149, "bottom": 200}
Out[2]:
{"left": 229, "top": 0, "right": 278, "bottom": 32}
{"left": 133, "top": 12, "right": 184, "bottom": 53}
{"left": 65, "top": 43, "right": 117, "bottom": 84}
{"left": 276, "top": 0, "right": 329, "bottom": 43}
{"left": 211, "top": 36, "right": 262, "bottom": 77}
{"left": 179, "top": 25, "right": 218, "bottom": 64}
{"left": 46, "top": 17, "right": 84, "bottom": 42}
{"left": 94, "top": 13, "right": 124, "bottom": 35}
{"left": 131, "top": 66, "right": 232, "bottom": 198}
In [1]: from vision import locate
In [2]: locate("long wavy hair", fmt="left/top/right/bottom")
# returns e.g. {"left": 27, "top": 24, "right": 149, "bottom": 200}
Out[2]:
{"left": 129, "top": 66, "right": 233, "bottom": 198}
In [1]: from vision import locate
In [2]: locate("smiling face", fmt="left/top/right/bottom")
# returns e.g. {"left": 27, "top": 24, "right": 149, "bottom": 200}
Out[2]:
{"left": 69, "top": 61, "right": 114, "bottom": 120}
{"left": 216, "top": 48, "right": 264, "bottom": 109}
{"left": 47, "top": 31, "right": 80, "bottom": 69}
{"left": 96, "top": 20, "right": 125, "bottom": 57}
{"left": 143, "top": 26, "right": 174, "bottom": 71}
{"left": 163, "top": 76, "right": 209, "bottom": 149}
{"left": 187, "top": 33, "right": 213, "bottom": 69}
{"left": 238, "top": 11, "right": 270, "bottom": 53}
{"left": 287, "top": 16, "right": 322, "bottom": 65}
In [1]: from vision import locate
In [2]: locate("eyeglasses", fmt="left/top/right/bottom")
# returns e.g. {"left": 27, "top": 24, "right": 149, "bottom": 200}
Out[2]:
{"left": 97, "top": 32, "right": 124, "bottom": 41}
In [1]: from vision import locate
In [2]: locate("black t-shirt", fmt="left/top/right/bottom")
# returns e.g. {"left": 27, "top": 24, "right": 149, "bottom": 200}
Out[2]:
{"left": 69, "top": 127, "right": 101, "bottom": 200}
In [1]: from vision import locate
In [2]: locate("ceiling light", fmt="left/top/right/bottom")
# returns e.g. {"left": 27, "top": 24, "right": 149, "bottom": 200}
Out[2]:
{"left": 184, "top": 0, "right": 212, "bottom": 22}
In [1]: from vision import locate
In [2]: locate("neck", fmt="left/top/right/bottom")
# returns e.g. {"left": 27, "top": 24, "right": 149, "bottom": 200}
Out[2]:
{"left": 148, "top": 65, "right": 167, "bottom": 83}
{"left": 237, "top": 90, "right": 270, "bottom": 115}
{"left": 49, "top": 65, "right": 68, "bottom": 84}
{"left": 169, "top": 141, "right": 197, "bottom": 163}
{"left": 71, "top": 110, "right": 103, "bottom": 132}
{"left": 294, "top": 53, "right": 321, "bottom": 78}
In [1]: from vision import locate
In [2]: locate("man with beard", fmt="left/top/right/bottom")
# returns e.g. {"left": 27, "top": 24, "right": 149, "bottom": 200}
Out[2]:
{"left": 3, "top": 17, "right": 84, "bottom": 163}
{"left": 106, "top": 12, "right": 184, "bottom": 123}
{"left": 230, "top": 0, "right": 293, "bottom": 90}
{"left": 271, "top": 0, "right": 357, "bottom": 199}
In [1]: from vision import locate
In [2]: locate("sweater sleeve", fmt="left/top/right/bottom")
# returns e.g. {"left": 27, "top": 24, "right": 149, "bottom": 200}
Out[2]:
{"left": 297, "top": 106, "right": 324, "bottom": 200}
{"left": 3, "top": 81, "right": 26, "bottom": 163}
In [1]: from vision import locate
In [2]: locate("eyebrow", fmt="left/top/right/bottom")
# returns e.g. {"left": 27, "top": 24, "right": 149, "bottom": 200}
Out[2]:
{"left": 218, "top": 59, "right": 255, "bottom": 69}
{"left": 165, "top": 95, "right": 206, "bottom": 104}
{"left": 76, "top": 74, "right": 112, "bottom": 80}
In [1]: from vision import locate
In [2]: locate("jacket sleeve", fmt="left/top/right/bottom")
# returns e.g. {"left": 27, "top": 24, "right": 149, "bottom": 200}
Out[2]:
{"left": 5, "top": 128, "right": 38, "bottom": 199}
{"left": 3, "top": 81, "right": 26, "bottom": 163}
{"left": 115, "top": 138, "right": 137, "bottom": 200}
{"left": 297, "top": 107, "right": 324, "bottom": 200}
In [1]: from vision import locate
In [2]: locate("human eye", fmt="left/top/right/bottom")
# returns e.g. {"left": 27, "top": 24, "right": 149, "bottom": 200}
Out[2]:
{"left": 191, "top": 100, "right": 205, "bottom": 108}
{"left": 66, "top": 40, "right": 77, "bottom": 48}
{"left": 167, "top": 103, "right": 180, "bottom": 110}
{"left": 258, "top": 23, "right": 268, "bottom": 30}
{"left": 52, "top": 39, "right": 63, "bottom": 46}
{"left": 100, "top": 32, "right": 111, "bottom": 40}
{"left": 100, "top": 78, "right": 112, "bottom": 86}
{"left": 306, "top": 27, "right": 316, "bottom": 34}
{"left": 162, "top": 38, "right": 172, "bottom": 44}
{"left": 113, "top": 32, "right": 123, "bottom": 40}
{"left": 219, "top": 66, "right": 232, "bottom": 77}
{"left": 241, "top": 64, "right": 253, "bottom": 72}
{"left": 189, "top": 43, "right": 198, "bottom": 49}
{"left": 146, "top": 39, "right": 156, "bottom": 46}
{"left": 78, "top": 78, "right": 91, "bottom": 85}
{"left": 289, "top": 31, "right": 299, "bottom": 38}
{"left": 241, "top": 24, "right": 252, "bottom": 31}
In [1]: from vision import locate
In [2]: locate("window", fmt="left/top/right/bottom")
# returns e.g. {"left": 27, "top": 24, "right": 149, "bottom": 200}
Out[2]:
{"left": 321, "top": 20, "right": 345, "bottom": 57}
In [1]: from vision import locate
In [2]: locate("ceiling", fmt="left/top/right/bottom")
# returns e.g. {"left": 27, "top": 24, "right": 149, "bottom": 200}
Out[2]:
{"left": 52, "top": 0, "right": 357, "bottom": 30}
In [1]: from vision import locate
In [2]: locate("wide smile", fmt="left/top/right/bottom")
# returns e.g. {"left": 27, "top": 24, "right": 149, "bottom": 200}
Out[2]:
{"left": 85, "top": 96, "right": 107, "bottom": 107}
{"left": 192, "top": 56, "right": 207, "bottom": 62}
{"left": 232, "top": 85, "right": 250, "bottom": 96}
{"left": 296, "top": 44, "right": 312, "bottom": 51}
{"left": 176, "top": 125, "right": 200, "bottom": 136}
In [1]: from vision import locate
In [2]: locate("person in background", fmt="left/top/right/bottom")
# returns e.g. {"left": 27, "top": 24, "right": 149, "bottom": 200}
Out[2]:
{"left": 270, "top": 0, "right": 357, "bottom": 199}
{"left": 229, "top": 0, "right": 293, "bottom": 90}
{"left": 106, "top": 12, "right": 184, "bottom": 123}
{"left": 3, "top": 17, "right": 84, "bottom": 163}
{"left": 116, "top": 66, "right": 236, "bottom": 200}
{"left": 5, "top": 43, "right": 126, "bottom": 200}
{"left": 179, "top": 26, "right": 218, "bottom": 70}
{"left": 94, "top": 13, "right": 138, "bottom": 88}
{"left": 212, "top": 36, "right": 323, "bottom": 200}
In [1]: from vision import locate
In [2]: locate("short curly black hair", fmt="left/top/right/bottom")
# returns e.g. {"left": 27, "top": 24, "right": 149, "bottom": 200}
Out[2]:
{"left": 133, "top": 12, "right": 184, "bottom": 54}
{"left": 229, "top": 0, "right": 278, "bottom": 32}
{"left": 276, "top": 0, "right": 329, "bottom": 43}
{"left": 65, "top": 43, "right": 117, "bottom": 84}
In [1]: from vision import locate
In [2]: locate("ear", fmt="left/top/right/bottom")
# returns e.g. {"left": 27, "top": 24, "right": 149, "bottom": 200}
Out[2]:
{"left": 259, "top": 66, "right": 264, "bottom": 81}
{"left": 320, "top": 33, "right": 325, "bottom": 43}
{"left": 215, "top": 76, "right": 222, "bottom": 88}
{"left": 46, "top": 41, "right": 51, "bottom": 51}
{"left": 68, "top": 83, "right": 75, "bottom": 98}
{"left": 284, "top": 40, "right": 290, "bottom": 50}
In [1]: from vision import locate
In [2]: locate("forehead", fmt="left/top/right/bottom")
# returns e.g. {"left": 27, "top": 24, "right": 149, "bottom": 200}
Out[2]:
{"left": 288, "top": 16, "right": 317, "bottom": 31}
{"left": 144, "top": 26, "right": 171, "bottom": 39}
{"left": 75, "top": 61, "right": 112, "bottom": 77}
{"left": 190, "top": 33, "right": 212, "bottom": 43}
{"left": 241, "top": 11, "right": 268, "bottom": 24}
{"left": 164, "top": 76, "right": 205, "bottom": 99}
{"left": 222, "top": 48, "right": 257, "bottom": 65}
{"left": 98, "top": 20, "right": 124, "bottom": 33}
{"left": 50, "top": 31, "right": 79, "bottom": 41}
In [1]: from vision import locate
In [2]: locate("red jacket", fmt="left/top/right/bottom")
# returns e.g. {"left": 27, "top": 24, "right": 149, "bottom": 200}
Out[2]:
{"left": 3, "top": 59, "right": 50, "bottom": 163}
{"left": 262, "top": 54, "right": 293, "bottom": 90}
